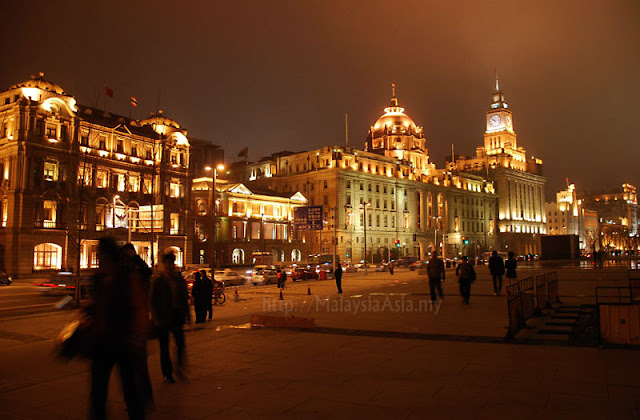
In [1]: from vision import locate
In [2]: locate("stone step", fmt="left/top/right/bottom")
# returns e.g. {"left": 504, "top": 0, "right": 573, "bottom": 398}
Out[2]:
{"left": 546, "top": 321, "right": 575, "bottom": 327}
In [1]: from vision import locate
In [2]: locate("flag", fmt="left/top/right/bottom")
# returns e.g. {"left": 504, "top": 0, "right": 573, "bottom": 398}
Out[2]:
{"left": 130, "top": 96, "right": 138, "bottom": 107}
{"left": 237, "top": 146, "right": 248, "bottom": 158}
{"left": 105, "top": 85, "right": 114, "bottom": 98}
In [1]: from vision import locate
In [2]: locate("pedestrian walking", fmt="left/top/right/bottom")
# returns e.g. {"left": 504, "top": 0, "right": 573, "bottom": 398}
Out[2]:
{"left": 150, "top": 252, "right": 190, "bottom": 384}
{"left": 121, "top": 243, "right": 154, "bottom": 413}
{"left": 334, "top": 263, "right": 343, "bottom": 294}
{"left": 191, "top": 272, "right": 206, "bottom": 324}
{"left": 88, "top": 237, "right": 148, "bottom": 420}
{"left": 505, "top": 251, "right": 517, "bottom": 285}
{"left": 201, "top": 270, "right": 213, "bottom": 321}
{"left": 455, "top": 256, "right": 476, "bottom": 304}
{"left": 426, "top": 251, "right": 445, "bottom": 302}
{"left": 488, "top": 250, "right": 505, "bottom": 295}
{"left": 277, "top": 268, "right": 287, "bottom": 289}
{"left": 388, "top": 260, "right": 394, "bottom": 275}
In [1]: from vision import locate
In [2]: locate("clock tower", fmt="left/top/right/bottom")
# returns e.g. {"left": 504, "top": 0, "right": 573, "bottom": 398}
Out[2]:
{"left": 484, "top": 75, "right": 517, "bottom": 153}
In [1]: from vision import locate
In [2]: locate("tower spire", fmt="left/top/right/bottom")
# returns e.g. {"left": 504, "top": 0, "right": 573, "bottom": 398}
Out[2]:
{"left": 495, "top": 68, "right": 500, "bottom": 92}
{"left": 392, "top": 82, "right": 396, "bottom": 97}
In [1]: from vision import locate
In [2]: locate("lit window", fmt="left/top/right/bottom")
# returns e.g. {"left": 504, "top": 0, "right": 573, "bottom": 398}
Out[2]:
{"left": 33, "top": 243, "right": 62, "bottom": 270}
{"left": 43, "top": 200, "right": 57, "bottom": 228}
{"left": 170, "top": 213, "right": 180, "bottom": 234}
{"left": 169, "top": 180, "right": 181, "bottom": 198}
{"left": 129, "top": 175, "right": 140, "bottom": 192}
{"left": 96, "top": 170, "right": 108, "bottom": 188}
{"left": 117, "top": 174, "right": 126, "bottom": 192}
{"left": 44, "top": 161, "right": 58, "bottom": 181}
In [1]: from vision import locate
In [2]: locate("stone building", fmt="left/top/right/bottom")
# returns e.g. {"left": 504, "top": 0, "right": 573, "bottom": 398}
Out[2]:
{"left": 449, "top": 76, "right": 547, "bottom": 256}
{"left": 580, "top": 183, "right": 639, "bottom": 254}
{"left": 0, "top": 73, "right": 192, "bottom": 276}
{"left": 545, "top": 183, "right": 586, "bottom": 249}
{"left": 240, "top": 88, "right": 498, "bottom": 263}
{"left": 191, "top": 177, "right": 307, "bottom": 267}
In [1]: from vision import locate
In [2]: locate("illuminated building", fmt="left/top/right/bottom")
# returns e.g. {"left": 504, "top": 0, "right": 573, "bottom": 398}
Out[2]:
{"left": 240, "top": 87, "right": 498, "bottom": 263}
{"left": 580, "top": 184, "right": 639, "bottom": 254}
{"left": 191, "top": 178, "right": 307, "bottom": 266}
{"left": 545, "top": 183, "right": 586, "bottom": 249}
{"left": 449, "top": 76, "right": 547, "bottom": 255}
{"left": 0, "top": 73, "right": 193, "bottom": 276}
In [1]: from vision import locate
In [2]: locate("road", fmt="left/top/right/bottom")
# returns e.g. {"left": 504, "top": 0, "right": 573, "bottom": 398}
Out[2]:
{"left": 0, "top": 283, "right": 72, "bottom": 319}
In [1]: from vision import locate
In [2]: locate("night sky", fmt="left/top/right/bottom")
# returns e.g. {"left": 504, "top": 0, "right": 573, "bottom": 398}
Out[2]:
{"left": 1, "top": 0, "right": 638, "bottom": 197}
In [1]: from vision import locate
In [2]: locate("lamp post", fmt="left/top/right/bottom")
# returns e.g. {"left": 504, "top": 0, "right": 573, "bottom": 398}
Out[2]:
{"left": 205, "top": 164, "right": 225, "bottom": 271}
{"left": 433, "top": 215, "right": 441, "bottom": 256}
{"left": 360, "top": 202, "right": 371, "bottom": 275}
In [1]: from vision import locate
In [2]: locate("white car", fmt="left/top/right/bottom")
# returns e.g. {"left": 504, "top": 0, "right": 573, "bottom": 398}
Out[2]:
{"left": 251, "top": 269, "right": 278, "bottom": 285}
{"left": 214, "top": 269, "right": 247, "bottom": 286}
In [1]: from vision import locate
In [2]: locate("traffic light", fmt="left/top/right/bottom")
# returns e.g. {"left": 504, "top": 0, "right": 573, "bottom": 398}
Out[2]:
{"left": 462, "top": 236, "right": 470, "bottom": 245}
{"left": 394, "top": 239, "right": 401, "bottom": 248}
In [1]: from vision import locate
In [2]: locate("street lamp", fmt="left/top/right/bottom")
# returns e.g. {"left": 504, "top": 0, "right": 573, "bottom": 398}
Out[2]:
{"left": 205, "top": 164, "right": 225, "bottom": 270}
{"left": 359, "top": 202, "right": 371, "bottom": 275}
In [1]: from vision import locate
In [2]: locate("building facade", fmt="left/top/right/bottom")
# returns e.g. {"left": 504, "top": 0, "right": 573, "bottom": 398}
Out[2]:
{"left": 545, "top": 183, "right": 586, "bottom": 249}
{"left": 241, "top": 89, "right": 498, "bottom": 263}
{"left": 580, "top": 184, "right": 639, "bottom": 254}
{"left": 0, "top": 73, "right": 193, "bottom": 276}
{"left": 191, "top": 178, "right": 307, "bottom": 267}
{"left": 450, "top": 77, "right": 547, "bottom": 256}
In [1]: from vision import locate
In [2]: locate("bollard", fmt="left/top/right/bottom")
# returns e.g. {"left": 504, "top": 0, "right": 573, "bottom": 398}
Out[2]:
{"left": 307, "top": 287, "right": 311, "bottom": 295}
{"left": 234, "top": 287, "right": 240, "bottom": 302}
{"left": 279, "top": 289, "right": 284, "bottom": 300}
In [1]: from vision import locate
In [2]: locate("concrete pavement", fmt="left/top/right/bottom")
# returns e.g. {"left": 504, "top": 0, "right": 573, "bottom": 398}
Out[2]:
{"left": 0, "top": 264, "right": 638, "bottom": 419}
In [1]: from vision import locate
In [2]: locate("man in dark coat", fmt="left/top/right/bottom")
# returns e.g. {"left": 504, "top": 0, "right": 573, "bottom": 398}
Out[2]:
{"left": 201, "top": 270, "right": 213, "bottom": 321}
{"left": 455, "top": 256, "right": 476, "bottom": 305}
{"left": 427, "top": 251, "right": 445, "bottom": 302}
{"left": 334, "top": 263, "right": 343, "bottom": 294}
{"left": 88, "top": 238, "right": 148, "bottom": 419}
{"left": 505, "top": 251, "right": 518, "bottom": 284}
{"left": 488, "top": 250, "right": 505, "bottom": 296}
{"left": 191, "top": 272, "right": 206, "bottom": 323}
{"left": 150, "top": 252, "right": 190, "bottom": 383}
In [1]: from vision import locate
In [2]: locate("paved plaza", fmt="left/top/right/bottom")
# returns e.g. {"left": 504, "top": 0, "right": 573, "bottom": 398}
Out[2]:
{"left": 0, "top": 263, "right": 639, "bottom": 419}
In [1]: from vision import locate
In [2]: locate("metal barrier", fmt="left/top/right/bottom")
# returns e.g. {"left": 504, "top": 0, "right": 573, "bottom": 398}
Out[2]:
{"left": 506, "top": 271, "right": 559, "bottom": 339}
{"left": 629, "top": 270, "right": 640, "bottom": 301}
{"left": 546, "top": 271, "right": 560, "bottom": 307}
{"left": 596, "top": 287, "right": 639, "bottom": 345}
{"left": 535, "top": 274, "right": 547, "bottom": 314}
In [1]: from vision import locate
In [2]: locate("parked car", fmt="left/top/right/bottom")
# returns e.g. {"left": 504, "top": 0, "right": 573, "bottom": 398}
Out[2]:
{"left": 251, "top": 269, "right": 278, "bottom": 285}
{"left": 0, "top": 272, "right": 12, "bottom": 286}
{"left": 291, "top": 268, "right": 318, "bottom": 281}
{"left": 374, "top": 263, "right": 389, "bottom": 272}
{"left": 409, "top": 260, "right": 428, "bottom": 271}
{"left": 343, "top": 264, "right": 358, "bottom": 273}
{"left": 214, "top": 269, "right": 247, "bottom": 286}
{"left": 396, "top": 256, "right": 419, "bottom": 267}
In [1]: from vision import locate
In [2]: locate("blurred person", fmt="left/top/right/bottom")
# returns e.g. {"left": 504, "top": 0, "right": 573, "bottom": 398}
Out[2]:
{"left": 455, "top": 256, "right": 476, "bottom": 305}
{"left": 121, "top": 243, "right": 154, "bottom": 412}
{"left": 505, "top": 251, "right": 518, "bottom": 285}
{"left": 191, "top": 272, "right": 206, "bottom": 324}
{"left": 388, "top": 260, "right": 394, "bottom": 275}
{"left": 201, "top": 270, "right": 213, "bottom": 321}
{"left": 277, "top": 267, "right": 287, "bottom": 289}
{"left": 150, "top": 252, "right": 190, "bottom": 384}
{"left": 427, "top": 251, "right": 445, "bottom": 303}
{"left": 488, "top": 250, "right": 505, "bottom": 296}
{"left": 88, "top": 237, "right": 147, "bottom": 420}
{"left": 334, "top": 263, "right": 343, "bottom": 294}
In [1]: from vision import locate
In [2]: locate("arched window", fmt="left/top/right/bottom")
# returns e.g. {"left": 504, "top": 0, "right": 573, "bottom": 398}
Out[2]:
{"left": 291, "top": 249, "right": 301, "bottom": 262}
{"left": 197, "top": 200, "right": 206, "bottom": 215}
{"left": 232, "top": 248, "right": 244, "bottom": 264}
{"left": 33, "top": 243, "right": 62, "bottom": 270}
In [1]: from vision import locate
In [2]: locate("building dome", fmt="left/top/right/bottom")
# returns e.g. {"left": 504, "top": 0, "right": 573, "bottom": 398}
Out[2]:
{"left": 140, "top": 110, "right": 181, "bottom": 129}
{"left": 10, "top": 72, "right": 66, "bottom": 95}
{"left": 374, "top": 104, "right": 418, "bottom": 132}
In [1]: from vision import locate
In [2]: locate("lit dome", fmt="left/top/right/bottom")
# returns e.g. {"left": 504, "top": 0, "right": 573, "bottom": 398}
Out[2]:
{"left": 10, "top": 72, "right": 66, "bottom": 95}
{"left": 140, "top": 110, "right": 181, "bottom": 129}
{"left": 374, "top": 103, "right": 418, "bottom": 132}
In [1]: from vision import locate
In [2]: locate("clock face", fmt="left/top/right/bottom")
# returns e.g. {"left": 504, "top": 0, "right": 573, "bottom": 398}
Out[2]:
{"left": 505, "top": 115, "right": 511, "bottom": 126}
{"left": 489, "top": 115, "right": 501, "bottom": 127}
